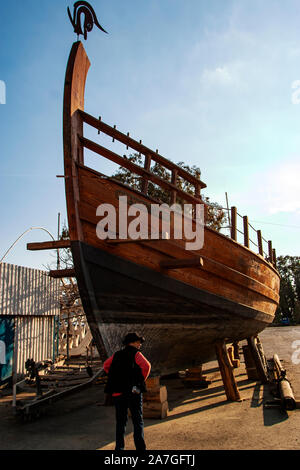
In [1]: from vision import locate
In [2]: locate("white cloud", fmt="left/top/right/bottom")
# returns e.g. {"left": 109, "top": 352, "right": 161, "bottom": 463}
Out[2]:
{"left": 235, "top": 157, "right": 300, "bottom": 216}
{"left": 264, "top": 160, "right": 300, "bottom": 214}
{"left": 202, "top": 65, "right": 234, "bottom": 86}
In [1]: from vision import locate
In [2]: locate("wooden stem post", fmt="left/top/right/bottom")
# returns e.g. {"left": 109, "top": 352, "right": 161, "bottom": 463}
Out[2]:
{"left": 215, "top": 341, "right": 241, "bottom": 401}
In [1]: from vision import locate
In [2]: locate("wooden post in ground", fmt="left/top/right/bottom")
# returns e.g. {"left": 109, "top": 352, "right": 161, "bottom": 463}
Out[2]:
{"left": 246, "top": 336, "right": 269, "bottom": 384}
{"left": 215, "top": 341, "right": 241, "bottom": 401}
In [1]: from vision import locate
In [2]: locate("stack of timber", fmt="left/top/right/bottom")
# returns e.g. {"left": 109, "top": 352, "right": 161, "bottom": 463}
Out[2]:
{"left": 182, "top": 366, "right": 212, "bottom": 388}
{"left": 143, "top": 377, "right": 168, "bottom": 419}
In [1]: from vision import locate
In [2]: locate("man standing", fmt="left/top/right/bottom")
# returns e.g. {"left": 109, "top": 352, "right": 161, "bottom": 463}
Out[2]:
{"left": 103, "top": 332, "right": 151, "bottom": 451}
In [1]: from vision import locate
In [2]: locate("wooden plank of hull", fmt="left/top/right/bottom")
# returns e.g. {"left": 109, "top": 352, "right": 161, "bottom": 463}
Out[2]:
{"left": 71, "top": 241, "right": 274, "bottom": 375}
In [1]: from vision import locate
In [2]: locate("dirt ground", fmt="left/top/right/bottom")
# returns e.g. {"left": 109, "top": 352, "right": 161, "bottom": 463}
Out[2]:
{"left": 1, "top": 326, "right": 300, "bottom": 451}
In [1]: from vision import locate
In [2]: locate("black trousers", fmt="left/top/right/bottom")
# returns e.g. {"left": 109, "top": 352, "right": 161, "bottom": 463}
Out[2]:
{"left": 113, "top": 393, "right": 146, "bottom": 451}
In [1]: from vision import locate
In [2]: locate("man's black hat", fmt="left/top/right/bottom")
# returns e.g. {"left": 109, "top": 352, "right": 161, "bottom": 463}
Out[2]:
{"left": 123, "top": 332, "right": 145, "bottom": 345}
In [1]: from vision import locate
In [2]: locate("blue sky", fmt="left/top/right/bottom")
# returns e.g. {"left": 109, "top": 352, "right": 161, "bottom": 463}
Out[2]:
{"left": 0, "top": 0, "right": 300, "bottom": 270}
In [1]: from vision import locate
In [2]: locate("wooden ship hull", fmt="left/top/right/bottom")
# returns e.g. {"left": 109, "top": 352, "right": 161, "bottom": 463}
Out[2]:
{"left": 38, "top": 42, "right": 280, "bottom": 375}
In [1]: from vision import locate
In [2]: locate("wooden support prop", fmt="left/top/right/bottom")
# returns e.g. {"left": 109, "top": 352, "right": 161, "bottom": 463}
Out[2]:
{"left": 231, "top": 207, "right": 237, "bottom": 241}
{"left": 242, "top": 345, "right": 259, "bottom": 380}
{"left": 233, "top": 342, "right": 240, "bottom": 361}
{"left": 160, "top": 257, "right": 204, "bottom": 270}
{"left": 257, "top": 230, "right": 263, "bottom": 256}
{"left": 246, "top": 336, "right": 268, "bottom": 384}
{"left": 49, "top": 269, "right": 76, "bottom": 278}
{"left": 182, "top": 366, "right": 211, "bottom": 388}
{"left": 227, "top": 345, "right": 240, "bottom": 368}
{"left": 215, "top": 341, "right": 241, "bottom": 401}
{"left": 243, "top": 216, "right": 249, "bottom": 248}
{"left": 27, "top": 240, "right": 71, "bottom": 251}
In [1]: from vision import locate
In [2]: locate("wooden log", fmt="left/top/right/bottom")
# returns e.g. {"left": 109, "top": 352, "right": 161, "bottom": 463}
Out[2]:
{"left": 146, "top": 376, "right": 160, "bottom": 389}
{"left": 279, "top": 379, "right": 296, "bottom": 410}
{"left": 143, "top": 400, "right": 168, "bottom": 419}
{"left": 143, "top": 385, "right": 167, "bottom": 403}
{"left": 27, "top": 240, "right": 71, "bottom": 251}
{"left": 273, "top": 354, "right": 286, "bottom": 378}
{"left": 215, "top": 341, "right": 241, "bottom": 401}
{"left": 160, "top": 257, "right": 204, "bottom": 270}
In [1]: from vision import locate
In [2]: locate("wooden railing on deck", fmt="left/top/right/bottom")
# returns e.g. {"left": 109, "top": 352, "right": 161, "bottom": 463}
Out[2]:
{"left": 230, "top": 206, "right": 277, "bottom": 267}
{"left": 79, "top": 110, "right": 206, "bottom": 207}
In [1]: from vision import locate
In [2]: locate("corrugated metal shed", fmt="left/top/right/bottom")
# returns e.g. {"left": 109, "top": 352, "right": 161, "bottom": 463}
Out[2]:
{"left": 0, "top": 263, "right": 60, "bottom": 317}
{"left": 0, "top": 263, "right": 60, "bottom": 378}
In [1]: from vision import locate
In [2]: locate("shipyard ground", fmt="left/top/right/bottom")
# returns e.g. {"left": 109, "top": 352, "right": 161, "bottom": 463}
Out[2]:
{"left": 0, "top": 326, "right": 300, "bottom": 451}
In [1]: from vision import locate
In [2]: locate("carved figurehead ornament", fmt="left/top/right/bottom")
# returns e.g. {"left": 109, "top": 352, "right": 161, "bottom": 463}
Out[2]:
{"left": 68, "top": 1, "right": 108, "bottom": 40}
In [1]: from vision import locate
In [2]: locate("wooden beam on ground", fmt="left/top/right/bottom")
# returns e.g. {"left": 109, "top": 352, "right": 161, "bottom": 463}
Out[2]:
{"left": 160, "top": 256, "right": 204, "bottom": 270}
{"left": 49, "top": 269, "right": 76, "bottom": 278}
{"left": 27, "top": 240, "right": 71, "bottom": 251}
{"left": 215, "top": 340, "right": 241, "bottom": 402}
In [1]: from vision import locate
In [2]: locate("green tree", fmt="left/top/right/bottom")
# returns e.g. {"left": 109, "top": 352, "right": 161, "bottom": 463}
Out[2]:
{"left": 112, "top": 153, "right": 227, "bottom": 231}
{"left": 275, "top": 255, "right": 300, "bottom": 324}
